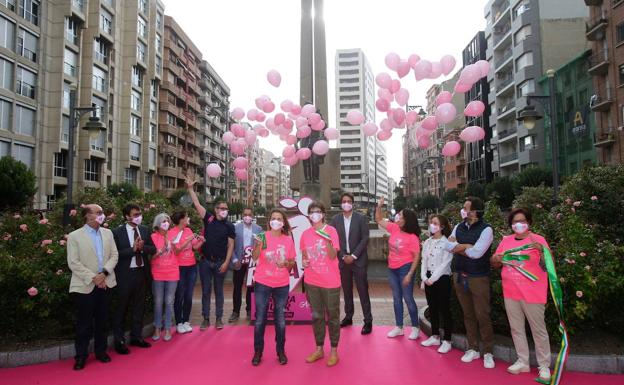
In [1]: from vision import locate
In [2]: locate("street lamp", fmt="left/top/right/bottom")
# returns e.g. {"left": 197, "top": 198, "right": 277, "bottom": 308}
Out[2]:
{"left": 516, "top": 68, "right": 558, "bottom": 203}
{"left": 63, "top": 89, "right": 106, "bottom": 226}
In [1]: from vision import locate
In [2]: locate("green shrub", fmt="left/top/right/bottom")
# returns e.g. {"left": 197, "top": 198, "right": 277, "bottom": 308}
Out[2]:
{"left": 0, "top": 156, "right": 37, "bottom": 211}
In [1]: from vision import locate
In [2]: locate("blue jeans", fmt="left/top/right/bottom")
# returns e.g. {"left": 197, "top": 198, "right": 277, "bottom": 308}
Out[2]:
{"left": 199, "top": 259, "right": 226, "bottom": 320}
{"left": 254, "top": 282, "right": 289, "bottom": 353}
{"left": 388, "top": 263, "right": 419, "bottom": 327}
{"left": 174, "top": 265, "right": 198, "bottom": 324}
{"left": 153, "top": 280, "right": 178, "bottom": 329}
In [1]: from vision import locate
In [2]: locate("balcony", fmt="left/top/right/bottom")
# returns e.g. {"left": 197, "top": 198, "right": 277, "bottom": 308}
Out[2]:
{"left": 588, "top": 49, "right": 609, "bottom": 76}
{"left": 199, "top": 78, "right": 213, "bottom": 91}
{"left": 584, "top": 0, "right": 602, "bottom": 5}
{"left": 160, "top": 101, "right": 179, "bottom": 116}
{"left": 586, "top": 15, "right": 608, "bottom": 41}
{"left": 590, "top": 87, "right": 613, "bottom": 111}
{"left": 496, "top": 76, "right": 514, "bottom": 95}
{"left": 497, "top": 101, "right": 516, "bottom": 120}
{"left": 199, "top": 60, "right": 210, "bottom": 73}
{"left": 494, "top": 50, "right": 513, "bottom": 70}
{"left": 159, "top": 166, "right": 179, "bottom": 179}
{"left": 198, "top": 95, "right": 213, "bottom": 108}
{"left": 497, "top": 126, "right": 518, "bottom": 140}
{"left": 594, "top": 131, "right": 616, "bottom": 148}
{"left": 500, "top": 152, "right": 518, "bottom": 164}
{"left": 493, "top": 23, "right": 512, "bottom": 47}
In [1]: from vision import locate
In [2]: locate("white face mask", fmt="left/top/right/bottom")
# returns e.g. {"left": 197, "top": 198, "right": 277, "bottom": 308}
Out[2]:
{"left": 270, "top": 220, "right": 284, "bottom": 231}
{"left": 512, "top": 222, "right": 529, "bottom": 235}
{"left": 95, "top": 214, "right": 106, "bottom": 225}
{"left": 219, "top": 210, "right": 228, "bottom": 219}
{"left": 186, "top": 217, "right": 191, "bottom": 226}
{"left": 460, "top": 209, "right": 468, "bottom": 219}
{"left": 394, "top": 214, "right": 401, "bottom": 222}
{"left": 341, "top": 203, "right": 353, "bottom": 212}
{"left": 428, "top": 224, "right": 440, "bottom": 234}
{"left": 131, "top": 215, "right": 143, "bottom": 226}
{"left": 160, "top": 222, "right": 170, "bottom": 231}
{"left": 309, "top": 213, "right": 323, "bottom": 223}
{"left": 243, "top": 216, "right": 253, "bottom": 225}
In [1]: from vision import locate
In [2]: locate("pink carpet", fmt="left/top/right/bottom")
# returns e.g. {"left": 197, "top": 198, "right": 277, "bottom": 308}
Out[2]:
{"left": 1, "top": 326, "right": 621, "bottom": 385}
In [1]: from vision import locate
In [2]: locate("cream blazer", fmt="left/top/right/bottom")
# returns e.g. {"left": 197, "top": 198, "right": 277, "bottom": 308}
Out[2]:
{"left": 67, "top": 226, "right": 119, "bottom": 294}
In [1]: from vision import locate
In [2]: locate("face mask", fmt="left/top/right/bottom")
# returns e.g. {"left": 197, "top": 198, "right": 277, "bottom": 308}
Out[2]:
{"left": 186, "top": 218, "right": 191, "bottom": 226}
{"left": 309, "top": 213, "right": 323, "bottom": 223}
{"left": 131, "top": 215, "right": 143, "bottom": 226}
{"left": 160, "top": 222, "right": 170, "bottom": 231}
{"left": 270, "top": 220, "right": 284, "bottom": 230}
{"left": 243, "top": 216, "right": 253, "bottom": 225}
{"left": 512, "top": 222, "right": 529, "bottom": 234}
{"left": 219, "top": 210, "right": 228, "bottom": 219}
{"left": 460, "top": 209, "right": 468, "bottom": 219}
{"left": 95, "top": 214, "right": 106, "bottom": 225}
{"left": 429, "top": 224, "right": 440, "bottom": 234}
{"left": 394, "top": 214, "right": 401, "bottom": 222}
{"left": 341, "top": 203, "right": 353, "bottom": 212}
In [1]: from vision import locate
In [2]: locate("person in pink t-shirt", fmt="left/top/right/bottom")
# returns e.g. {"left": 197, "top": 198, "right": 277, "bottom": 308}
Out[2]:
{"left": 150, "top": 213, "right": 179, "bottom": 342}
{"left": 300, "top": 201, "right": 341, "bottom": 367}
{"left": 376, "top": 197, "right": 422, "bottom": 340}
{"left": 250, "top": 209, "right": 296, "bottom": 367}
{"left": 491, "top": 208, "right": 551, "bottom": 383}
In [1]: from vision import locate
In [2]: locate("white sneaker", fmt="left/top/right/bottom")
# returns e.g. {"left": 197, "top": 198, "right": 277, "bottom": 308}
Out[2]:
{"left": 421, "top": 335, "right": 441, "bottom": 347}
{"left": 461, "top": 349, "right": 480, "bottom": 363}
{"left": 538, "top": 367, "right": 551, "bottom": 382}
{"left": 183, "top": 322, "right": 193, "bottom": 333}
{"left": 483, "top": 353, "right": 495, "bottom": 369}
{"left": 408, "top": 327, "right": 420, "bottom": 340}
{"left": 438, "top": 340, "right": 452, "bottom": 354}
{"left": 176, "top": 323, "right": 186, "bottom": 334}
{"left": 386, "top": 326, "right": 404, "bottom": 338}
{"left": 507, "top": 359, "right": 530, "bottom": 374}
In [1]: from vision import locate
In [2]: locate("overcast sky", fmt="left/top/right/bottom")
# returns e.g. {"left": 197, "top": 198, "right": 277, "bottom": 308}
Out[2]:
{"left": 163, "top": 0, "right": 488, "bottom": 183}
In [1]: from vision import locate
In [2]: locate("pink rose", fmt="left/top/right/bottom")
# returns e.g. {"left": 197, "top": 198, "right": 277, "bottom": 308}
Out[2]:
{"left": 535, "top": 203, "right": 543, "bottom": 209}
{"left": 56, "top": 269, "right": 63, "bottom": 275}
{"left": 590, "top": 195, "right": 598, "bottom": 201}
{"left": 39, "top": 218, "right": 49, "bottom": 225}
{"left": 19, "top": 224, "right": 28, "bottom": 232}
{"left": 63, "top": 234, "right": 69, "bottom": 240}
{"left": 556, "top": 213, "right": 562, "bottom": 220}
{"left": 69, "top": 209, "right": 77, "bottom": 217}
{"left": 579, "top": 252, "right": 587, "bottom": 257}
{"left": 565, "top": 198, "right": 572, "bottom": 205}
{"left": 2, "top": 233, "right": 11, "bottom": 241}
{"left": 27, "top": 287, "right": 38, "bottom": 297}
{"left": 559, "top": 277, "right": 565, "bottom": 283}
{"left": 573, "top": 201, "right": 581, "bottom": 207}
{"left": 46, "top": 249, "right": 54, "bottom": 254}
{"left": 41, "top": 239, "right": 53, "bottom": 246}
{"left": 59, "top": 240, "right": 66, "bottom": 246}
{"left": 571, "top": 207, "right": 576, "bottom": 213}
{"left": 80, "top": 203, "right": 86, "bottom": 208}
{"left": 13, "top": 214, "right": 21, "bottom": 219}
{"left": 576, "top": 290, "right": 583, "bottom": 298}
{"left": 149, "top": 204, "right": 156, "bottom": 209}
{"left": 564, "top": 258, "right": 576, "bottom": 265}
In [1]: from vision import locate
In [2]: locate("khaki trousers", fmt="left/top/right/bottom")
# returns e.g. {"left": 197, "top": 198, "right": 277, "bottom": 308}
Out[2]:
{"left": 305, "top": 283, "right": 341, "bottom": 348}
{"left": 453, "top": 273, "right": 495, "bottom": 353}
{"left": 504, "top": 297, "right": 551, "bottom": 368}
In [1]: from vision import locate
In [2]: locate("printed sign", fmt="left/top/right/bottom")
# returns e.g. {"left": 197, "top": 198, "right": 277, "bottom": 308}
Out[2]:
{"left": 250, "top": 292, "right": 311, "bottom": 321}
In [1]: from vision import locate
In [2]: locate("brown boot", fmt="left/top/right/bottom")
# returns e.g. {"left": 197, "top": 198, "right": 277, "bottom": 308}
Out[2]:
{"left": 327, "top": 353, "right": 339, "bottom": 367}
{"left": 305, "top": 350, "right": 324, "bottom": 363}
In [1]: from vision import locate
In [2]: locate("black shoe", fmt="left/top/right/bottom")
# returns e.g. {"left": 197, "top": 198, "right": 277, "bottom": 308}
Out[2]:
{"left": 228, "top": 312, "right": 240, "bottom": 323}
{"left": 278, "top": 351, "right": 288, "bottom": 365}
{"left": 73, "top": 357, "right": 86, "bottom": 370}
{"left": 130, "top": 339, "right": 152, "bottom": 348}
{"left": 340, "top": 318, "right": 353, "bottom": 328}
{"left": 252, "top": 351, "right": 262, "bottom": 366}
{"left": 361, "top": 322, "right": 373, "bottom": 335}
{"left": 95, "top": 353, "right": 111, "bottom": 363}
{"left": 114, "top": 342, "right": 130, "bottom": 355}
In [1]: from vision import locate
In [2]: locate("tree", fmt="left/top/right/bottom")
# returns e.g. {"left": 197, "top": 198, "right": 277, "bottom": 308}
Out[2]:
{"left": 107, "top": 182, "right": 143, "bottom": 202}
{"left": 442, "top": 188, "right": 460, "bottom": 205}
{"left": 419, "top": 194, "right": 440, "bottom": 212}
{"left": 0, "top": 156, "right": 37, "bottom": 211}
{"left": 393, "top": 186, "right": 407, "bottom": 212}
{"left": 465, "top": 181, "right": 486, "bottom": 200}
{"left": 485, "top": 176, "right": 515, "bottom": 209}
{"left": 511, "top": 166, "right": 552, "bottom": 195}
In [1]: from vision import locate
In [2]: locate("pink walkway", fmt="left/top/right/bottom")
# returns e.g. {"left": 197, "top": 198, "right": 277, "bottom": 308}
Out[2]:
{"left": 1, "top": 326, "right": 621, "bottom": 385}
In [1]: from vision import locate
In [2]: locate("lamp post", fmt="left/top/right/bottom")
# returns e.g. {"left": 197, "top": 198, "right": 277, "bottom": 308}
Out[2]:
{"left": 516, "top": 69, "right": 558, "bottom": 203}
{"left": 64, "top": 89, "right": 106, "bottom": 226}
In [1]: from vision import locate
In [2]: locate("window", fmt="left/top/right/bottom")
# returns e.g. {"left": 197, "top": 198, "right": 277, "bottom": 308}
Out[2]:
{"left": 165, "top": 134, "right": 175, "bottom": 144}
{"left": 149, "top": 123, "right": 156, "bottom": 142}
{"left": 84, "top": 158, "right": 100, "bottom": 181}
{"left": 339, "top": 69, "right": 359, "bottom": 75}
{"left": 1, "top": 1, "right": 15, "bottom": 12}
{"left": 339, "top": 86, "right": 359, "bottom": 92}
{"left": 13, "top": 143, "right": 33, "bottom": 168}
{"left": 338, "top": 52, "right": 358, "bottom": 59}
{"left": 163, "top": 176, "right": 175, "bottom": 189}
{"left": 617, "top": 22, "right": 624, "bottom": 45}
{"left": 0, "top": 57, "right": 13, "bottom": 90}
{"left": 514, "top": 25, "right": 532, "bottom": 45}
{"left": 619, "top": 64, "right": 624, "bottom": 85}
{"left": 151, "top": 79, "right": 158, "bottom": 98}
{"left": 144, "top": 172, "right": 152, "bottom": 190}
{"left": 131, "top": 90, "right": 141, "bottom": 111}
{"left": 63, "top": 48, "right": 77, "bottom": 77}
{"left": 150, "top": 101, "right": 156, "bottom": 120}
{"left": 53, "top": 151, "right": 67, "bottom": 177}
{"left": 132, "top": 66, "right": 143, "bottom": 87}
{"left": 515, "top": 52, "right": 533, "bottom": 71}
{"left": 129, "top": 141, "right": 141, "bottom": 161}
{"left": 339, "top": 78, "right": 358, "bottom": 84}
{"left": 167, "top": 113, "right": 175, "bottom": 125}
{"left": 0, "top": 98, "right": 11, "bottom": 130}
{"left": 94, "top": 38, "right": 108, "bottom": 64}
{"left": 92, "top": 66, "right": 107, "bottom": 92}
{"left": 513, "top": 0, "right": 529, "bottom": 19}
{"left": 520, "top": 135, "right": 534, "bottom": 151}
{"left": 90, "top": 130, "right": 105, "bottom": 152}
{"left": 65, "top": 17, "right": 78, "bottom": 45}
{"left": 14, "top": 105, "right": 34, "bottom": 136}
{"left": 0, "top": 140, "right": 8, "bottom": 157}
{"left": 148, "top": 147, "right": 155, "bottom": 168}
{"left": 137, "top": 16, "right": 147, "bottom": 39}
{"left": 130, "top": 114, "right": 141, "bottom": 136}
{"left": 125, "top": 167, "right": 138, "bottom": 184}
{"left": 155, "top": 56, "right": 162, "bottom": 75}
{"left": 15, "top": 67, "right": 37, "bottom": 99}
{"left": 136, "top": 41, "right": 146, "bottom": 63}
{"left": 138, "top": 0, "right": 147, "bottom": 14}
{"left": 156, "top": 13, "right": 163, "bottom": 31}
{"left": 0, "top": 15, "right": 15, "bottom": 51}
{"left": 155, "top": 34, "right": 162, "bottom": 54}
{"left": 19, "top": 0, "right": 39, "bottom": 26}
{"left": 517, "top": 79, "right": 535, "bottom": 96}
{"left": 91, "top": 96, "right": 106, "bottom": 120}
{"left": 61, "top": 115, "right": 69, "bottom": 143}
{"left": 100, "top": 8, "right": 112, "bottom": 35}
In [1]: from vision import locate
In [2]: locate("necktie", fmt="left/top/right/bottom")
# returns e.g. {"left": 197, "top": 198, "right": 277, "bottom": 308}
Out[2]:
{"left": 134, "top": 228, "right": 143, "bottom": 267}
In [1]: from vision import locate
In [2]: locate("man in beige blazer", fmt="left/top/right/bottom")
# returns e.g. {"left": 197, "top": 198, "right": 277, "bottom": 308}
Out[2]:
{"left": 67, "top": 204, "right": 118, "bottom": 370}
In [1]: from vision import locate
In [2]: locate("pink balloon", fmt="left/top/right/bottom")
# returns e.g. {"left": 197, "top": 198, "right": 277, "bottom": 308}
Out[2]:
{"left": 395, "top": 88, "right": 409, "bottom": 106}
{"left": 257, "top": 127, "right": 270, "bottom": 138}
{"left": 375, "top": 72, "right": 392, "bottom": 89}
{"left": 286, "top": 135, "right": 297, "bottom": 145}
{"left": 464, "top": 100, "right": 486, "bottom": 117}
{"left": 222, "top": 131, "right": 235, "bottom": 144}
{"left": 459, "top": 64, "right": 480, "bottom": 85}
{"left": 418, "top": 135, "right": 431, "bottom": 149}
{"left": 230, "top": 141, "right": 245, "bottom": 156}
{"left": 308, "top": 113, "right": 321, "bottom": 126}
{"left": 441, "top": 141, "right": 461, "bottom": 157}
{"left": 283, "top": 119, "right": 294, "bottom": 130}
{"left": 385, "top": 53, "right": 400, "bottom": 70}
{"left": 244, "top": 130, "right": 257, "bottom": 146}
{"left": 378, "top": 88, "right": 394, "bottom": 102}
{"left": 247, "top": 109, "right": 258, "bottom": 121}
{"left": 454, "top": 81, "right": 472, "bottom": 94}
{"left": 324, "top": 127, "right": 339, "bottom": 140}
{"left": 312, "top": 140, "right": 330, "bottom": 155}
{"left": 255, "top": 111, "right": 266, "bottom": 122}
{"left": 428, "top": 62, "right": 442, "bottom": 79}
{"left": 377, "top": 130, "right": 392, "bottom": 141}
{"left": 266, "top": 118, "right": 276, "bottom": 130}
{"left": 435, "top": 91, "right": 453, "bottom": 106}
{"left": 396, "top": 61, "right": 411, "bottom": 78}
{"left": 235, "top": 168, "right": 249, "bottom": 180}
{"left": 296, "top": 126, "right": 312, "bottom": 138}
{"left": 408, "top": 54, "right": 421, "bottom": 69}
{"left": 421, "top": 116, "right": 438, "bottom": 131}
{"left": 283, "top": 155, "right": 298, "bottom": 166}
{"left": 280, "top": 99, "right": 294, "bottom": 112}
{"left": 295, "top": 116, "right": 308, "bottom": 129}
{"left": 274, "top": 113, "right": 286, "bottom": 126}
{"left": 362, "top": 122, "right": 378, "bottom": 136}
{"left": 291, "top": 104, "right": 302, "bottom": 115}
{"left": 296, "top": 148, "right": 312, "bottom": 160}
{"left": 255, "top": 95, "right": 270, "bottom": 110}
{"left": 267, "top": 70, "right": 281, "bottom": 87}
{"left": 311, "top": 120, "right": 326, "bottom": 131}
{"left": 376, "top": 98, "right": 390, "bottom": 112}
{"left": 380, "top": 119, "right": 392, "bottom": 131}
{"left": 206, "top": 163, "right": 222, "bottom": 178}
{"left": 346, "top": 110, "right": 365, "bottom": 125}
{"left": 301, "top": 104, "right": 316, "bottom": 117}
{"left": 440, "top": 55, "right": 456, "bottom": 76}
{"left": 233, "top": 156, "right": 249, "bottom": 169}
{"left": 282, "top": 145, "right": 296, "bottom": 158}
{"left": 231, "top": 123, "right": 246, "bottom": 138}
{"left": 459, "top": 126, "right": 486, "bottom": 143}
{"left": 435, "top": 103, "right": 457, "bottom": 125}
{"left": 390, "top": 79, "right": 401, "bottom": 93}
{"left": 261, "top": 101, "right": 275, "bottom": 114}
{"left": 406, "top": 111, "right": 418, "bottom": 126}
{"left": 392, "top": 108, "right": 406, "bottom": 127}
{"left": 475, "top": 60, "right": 490, "bottom": 77}
{"left": 414, "top": 59, "right": 432, "bottom": 81}
{"left": 231, "top": 107, "right": 245, "bottom": 121}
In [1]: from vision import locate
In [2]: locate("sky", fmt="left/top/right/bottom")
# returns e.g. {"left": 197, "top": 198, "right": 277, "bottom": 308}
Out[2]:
{"left": 162, "top": 0, "right": 488, "bottom": 183}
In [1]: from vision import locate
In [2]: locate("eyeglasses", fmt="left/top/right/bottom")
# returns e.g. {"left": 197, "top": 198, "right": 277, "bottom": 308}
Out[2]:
{"left": 309, "top": 210, "right": 322, "bottom": 214}
{"left": 216, "top": 206, "right": 228, "bottom": 210}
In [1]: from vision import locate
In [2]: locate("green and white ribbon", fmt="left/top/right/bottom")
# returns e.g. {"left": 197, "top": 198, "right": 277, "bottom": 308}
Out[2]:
{"left": 502, "top": 253, "right": 539, "bottom": 282}
{"left": 315, "top": 226, "right": 332, "bottom": 241}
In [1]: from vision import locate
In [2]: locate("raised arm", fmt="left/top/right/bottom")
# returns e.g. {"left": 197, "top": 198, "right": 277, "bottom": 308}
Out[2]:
{"left": 375, "top": 197, "right": 388, "bottom": 230}
{"left": 185, "top": 174, "right": 206, "bottom": 219}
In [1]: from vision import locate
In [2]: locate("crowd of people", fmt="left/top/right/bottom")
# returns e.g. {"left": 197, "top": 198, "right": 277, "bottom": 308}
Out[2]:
{"left": 66, "top": 180, "right": 553, "bottom": 383}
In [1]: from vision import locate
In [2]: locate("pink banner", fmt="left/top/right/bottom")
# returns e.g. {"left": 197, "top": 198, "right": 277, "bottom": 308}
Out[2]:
{"left": 250, "top": 292, "right": 312, "bottom": 321}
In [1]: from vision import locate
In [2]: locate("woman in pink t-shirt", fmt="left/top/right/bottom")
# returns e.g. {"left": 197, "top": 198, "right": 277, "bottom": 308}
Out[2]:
{"left": 491, "top": 208, "right": 551, "bottom": 383}
{"left": 250, "top": 209, "right": 296, "bottom": 367}
{"left": 300, "top": 201, "right": 341, "bottom": 367}
{"left": 376, "top": 197, "right": 422, "bottom": 340}
{"left": 150, "top": 213, "right": 179, "bottom": 342}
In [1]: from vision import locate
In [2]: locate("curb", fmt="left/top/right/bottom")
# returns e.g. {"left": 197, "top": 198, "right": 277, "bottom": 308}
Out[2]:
{"left": 0, "top": 325, "right": 155, "bottom": 368}
{"left": 418, "top": 306, "right": 624, "bottom": 374}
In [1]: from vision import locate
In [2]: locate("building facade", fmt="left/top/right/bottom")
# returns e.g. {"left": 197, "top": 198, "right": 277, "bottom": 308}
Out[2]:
{"left": 485, "top": 0, "right": 589, "bottom": 177}
{"left": 259, "top": 148, "right": 291, "bottom": 209}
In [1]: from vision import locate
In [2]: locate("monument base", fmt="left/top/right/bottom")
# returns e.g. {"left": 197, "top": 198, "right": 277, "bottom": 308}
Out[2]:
{"left": 300, "top": 182, "right": 322, "bottom": 202}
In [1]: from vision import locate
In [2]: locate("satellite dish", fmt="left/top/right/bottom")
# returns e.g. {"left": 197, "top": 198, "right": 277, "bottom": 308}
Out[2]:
{"left": 179, "top": 194, "right": 193, "bottom": 207}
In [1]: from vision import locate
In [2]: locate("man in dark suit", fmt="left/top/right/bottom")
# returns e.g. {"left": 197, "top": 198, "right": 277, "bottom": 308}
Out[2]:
{"left": 330, "top": 192, "right": 373, "bottom": 335}
{"left": 112, "top": 203, "right": 156, "bottom": 354}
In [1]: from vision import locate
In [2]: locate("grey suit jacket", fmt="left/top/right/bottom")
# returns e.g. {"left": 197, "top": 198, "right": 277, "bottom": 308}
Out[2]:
{"left": 330, "top": 212, "right": 370, "bottom": 268}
